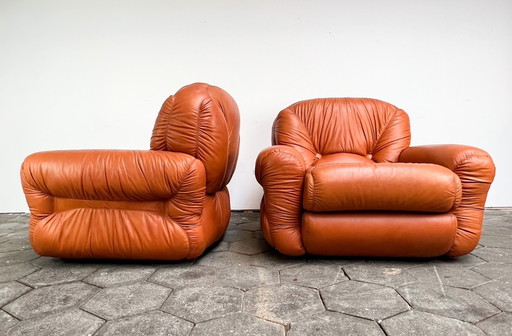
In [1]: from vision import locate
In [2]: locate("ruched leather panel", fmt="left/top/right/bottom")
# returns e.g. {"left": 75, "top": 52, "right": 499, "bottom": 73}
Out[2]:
{"left": 151, "top": 83, "right": 240, "bottom": 194}
{"left": 273, "top": 98, "right": 411, "bottom": 162}
{"left": 303, "top": 163, "right": 462, "bottom": 212}
{"left": 302, "top": 212, "right": 457, "bottom": 257}
{"left": 32, "top": 208, "right": 190, "bottom": 260}
{"left": 399, "top": 145, "right": 496, "bottom": 257}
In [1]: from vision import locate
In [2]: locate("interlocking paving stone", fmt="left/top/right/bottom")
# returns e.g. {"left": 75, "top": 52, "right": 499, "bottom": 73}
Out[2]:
{"left": 0, "top": 238, "right": 32, "bottom": 252}
{"left": 408, "top": 265, "right": 490, "bottom": 289}
{"left": 236, "top": 221, "right": 261, "bottom": 231}
{"left": 4, "top": 282, "right": 98, "bottom": 320}
{"left": 381, "top": 310, "right": 486, "bottom": 336}
{"left": 474, "top": 279, "right": 512, "bottom": 312}
{"left": 0, "top": 281, "right": 31, "bottom": 307}
{"left": 427, "top": 254, "right": 487, "bottom": 267}
{"left": 0, "top": 310, "right": 18, "bottom": 334}
{"left": 0, "top": 249, "right": 39, "bottom": 266}
{"left": 250, "top": 250, "right": 307, "bottom": 269}
{"left": 84, "top": 265, "right": 157, "bottom": 287}
{"left": 476, "top": 313, "right": 512, "bottom": 335}
{"left": 151, "top": 264, "right": 278, "bottom": 291}
{"left": 6, "top": 308, "right": 104, "bottom": 336}
{"left": 398, "top": 282, "right": 500, "bottom": 323}
{"left": 344, "top": 264, "right": 418, "bottom": 288}
{"left": 280, "top": 264, "right": 348, "bottom": 289}
{"left": 191, "top": 312, "right": 284, "bottom": 336}
{"left": 222, "top": 229, "right": 253, "bottom": 242}
{"left": 229, "top": 238, "right": 270, "bottom": 255}
{"left": 95, "top": 310, "right": 193, "bottom": 336}
{"left": 479, "top": 234, "right": 512, "bottom": 249}
{"left": 19, "top": 264, "right": 98, "bottom": 288}
{"left": 0, "top": 263, "right": 39, "bottom": 282}
{"left": 1, "top": 209, "right": 512, "bottom": 335}
{"left": 229, "top": 212, "right": 260, "bottom": 224}
{"left": 82, "top": 282, "right": 172, "bottom": 320}
{"left": 195, "top": 251, "right": 252, "bottom": 268}
{"left": 162, "top": 286, "right": 242, "bottom": 322}
{"left": 472, "top": 247, "right": 512, "bottom": 263}
{"left": 243, "top": 284, "right": 324, "bottom": 324}
{"left": 472, "top": 262, "right": 512, "bottom": 281}
{"left": 287, "top": 311, "right": 385, "bottom": 336}
{"left": 321, "top": 281, "right": 410, "bottom": 321}
{"left": 208, "top": 241, "right": 229, "bottom": 252}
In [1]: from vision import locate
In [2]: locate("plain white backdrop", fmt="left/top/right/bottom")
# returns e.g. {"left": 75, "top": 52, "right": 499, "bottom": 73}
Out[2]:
{"left": 1, "top": 0, "right": 511, "bottom": 211}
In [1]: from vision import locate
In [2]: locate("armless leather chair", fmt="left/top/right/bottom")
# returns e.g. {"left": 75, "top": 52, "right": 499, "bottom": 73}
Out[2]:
{"left": 256, "top": 98, "right": 495, "bottom": 258}
{"left": 21, "top": 83, "right": 240, "bottom": 260}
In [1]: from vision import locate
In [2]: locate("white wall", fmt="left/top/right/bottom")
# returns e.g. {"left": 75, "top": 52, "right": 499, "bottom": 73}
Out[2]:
{"left": 1, "top": 0, "right": 511, "bottom": 211}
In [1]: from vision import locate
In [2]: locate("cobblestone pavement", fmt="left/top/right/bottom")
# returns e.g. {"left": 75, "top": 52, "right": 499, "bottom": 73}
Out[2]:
{"left": 1, "top": 210, "right": 511, "bottom": 335}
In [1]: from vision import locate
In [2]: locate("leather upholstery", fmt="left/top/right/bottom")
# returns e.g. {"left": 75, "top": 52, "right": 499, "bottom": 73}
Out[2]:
{"left": 256, "top": 98, "right": 495, "bottom": 257}
{"left": 21, "top": 83, "right": 240, "bottom": 260}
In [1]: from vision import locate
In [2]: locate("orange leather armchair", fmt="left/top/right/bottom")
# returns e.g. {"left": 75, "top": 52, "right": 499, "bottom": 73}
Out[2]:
{"left": 21, "top": 83, "right": 240, "bottom": 260}
{"left": 256, "top": 98, "right": 495, "bottom": 258}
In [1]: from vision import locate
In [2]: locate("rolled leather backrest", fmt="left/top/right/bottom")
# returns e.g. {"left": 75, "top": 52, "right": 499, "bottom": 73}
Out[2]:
{"left": 151, "top": 83, "right": 240, "bottom": 194}
{"left": 272, "top": 98, "right": 411, "bottom": 163}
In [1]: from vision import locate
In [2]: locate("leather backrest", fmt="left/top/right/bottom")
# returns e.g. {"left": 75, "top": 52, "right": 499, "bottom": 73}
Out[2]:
{"left": 272, "top": 98, "right": 411, "bottom": 163}
{"left": 151, "top": 83, "right": 240, "bottom": 194}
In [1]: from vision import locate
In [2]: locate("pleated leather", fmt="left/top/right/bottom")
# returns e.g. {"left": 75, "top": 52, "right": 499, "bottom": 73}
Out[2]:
{"left": 21, "top": 83, "right": 240, "bottom": 260}
{"left": 151, "top": 83, "right": 240, "bottom": 194}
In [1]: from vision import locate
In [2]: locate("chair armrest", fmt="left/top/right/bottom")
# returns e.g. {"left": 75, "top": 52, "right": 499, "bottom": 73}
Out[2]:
{"left": 256, "top": 145, "right": 316, "bottom": 256}
{"left": 399, "top": 144, "right": 496, "bottom": 256}
{"left": 21, "top": 150, "right": 206, "bottom": 218}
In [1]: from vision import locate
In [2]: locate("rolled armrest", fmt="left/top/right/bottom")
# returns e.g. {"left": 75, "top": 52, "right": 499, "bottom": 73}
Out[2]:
{"left": 399, "top": 144, "right": 495, "bottom": 256}
{"left": 256, "top": 145, "right": 315, "bottom": 256}
{"left": 21, "top": 150, "right": 206, "bottom": 217}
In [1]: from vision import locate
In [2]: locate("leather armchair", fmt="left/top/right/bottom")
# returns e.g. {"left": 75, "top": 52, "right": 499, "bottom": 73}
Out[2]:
{"left": 256, "top": 98, "right": 495, "bottom": 258}
{"left": 21, "top": 83, "right": 240, "bottom": 260}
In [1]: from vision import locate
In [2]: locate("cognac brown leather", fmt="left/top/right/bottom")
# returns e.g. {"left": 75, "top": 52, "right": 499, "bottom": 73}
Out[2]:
{"left": 256, "top": 98, "right": 495, "bottom": 257}
{"left": 21, "top": 83, "right": 240, "bottom": 260}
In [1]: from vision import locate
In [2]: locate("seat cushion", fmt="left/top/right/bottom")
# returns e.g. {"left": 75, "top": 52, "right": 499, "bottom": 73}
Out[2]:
{"left": 303, "top": 162, "right": 462, "bottom": 212}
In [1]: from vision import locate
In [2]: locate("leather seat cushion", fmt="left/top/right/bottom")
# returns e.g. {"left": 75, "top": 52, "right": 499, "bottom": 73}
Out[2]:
{"left": 303, "top": 162, "right": 462, "bottom": 212}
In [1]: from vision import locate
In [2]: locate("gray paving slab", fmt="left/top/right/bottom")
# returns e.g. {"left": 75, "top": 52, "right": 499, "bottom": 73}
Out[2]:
{"left": 0, "top": 310, "right": 18, "bottom": 335}
{"left": 344, "top": 264, "right": 418, "bottom": 288}
{"left": 250, "top": 250, "right": 307, "bottom": 269}
{"left": 162, "top": 286, "right": 243, "bottom": 322}
{"left": 476, "top": 312, "right": 512, "bottom": 336}
{"left": 0, "top": 281, "right": 31, "bottom": 307}
{"left": 84, "top": 265, "right": 157, "bottom": 287}
{"left": 0, "top": 209, "right": 511, "bottom": 335}
{"left": 0, "top": 249, "right": 39, "bottom": 266}
{"left": 320, "top": 281, "right": 410, "bottom": 321}
{"left": 479, "top": 234, "right": 512, "bottom": 249}
{"left": 280, "top": 263, "right": 348, "bottom": 289}
{"left": 408, "top": 265, "right": 491, "bottom": 289}
{"left": 229, "top": 238, "right": 270, "bottom": 255}
{"left": 4, "top": 281, "right": 98, "bottom": 320}
{"left": 191, "top": 312, "right": 285, "bottom": 336}
{"left": 474, "top": 279, "right": 512, "bottom": 312}
{"left": 95, "top": 310, "right": 193, "bottom": 336}
{"left": 381, "top": 310, "right": 486, "bottom": 336}
{"left": 472, "top": 262, "right": 512, "bottom": 281}
{"left": 287, "top": 311, "right": 385, "bottom": 336}
{"left": 472, "top": 247, "right": 512, "bottom": 263}
{"left": 243, "top": 283, "right": 324, "bottom": 324}
{"left": 0, "top": 263, "right": 39, "bottom": 282}
{"left": 82, "top": 282, "right": 172, "bottom": 320}
{"left": 0, "top": 238, "right": 32, "bottom": 252}
{"left": 5, "top": 308, "right": 104, "bottom": 336}
{"left": 398, "top": 282, "right": 500, "bottom": 323}
{"left": 19, "top": 263, "right": 99, "bottom": 288}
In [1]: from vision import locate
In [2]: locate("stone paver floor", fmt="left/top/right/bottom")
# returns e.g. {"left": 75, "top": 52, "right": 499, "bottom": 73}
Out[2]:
{"left": 1, "top": 209, "right": 511, "bottom": 335}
